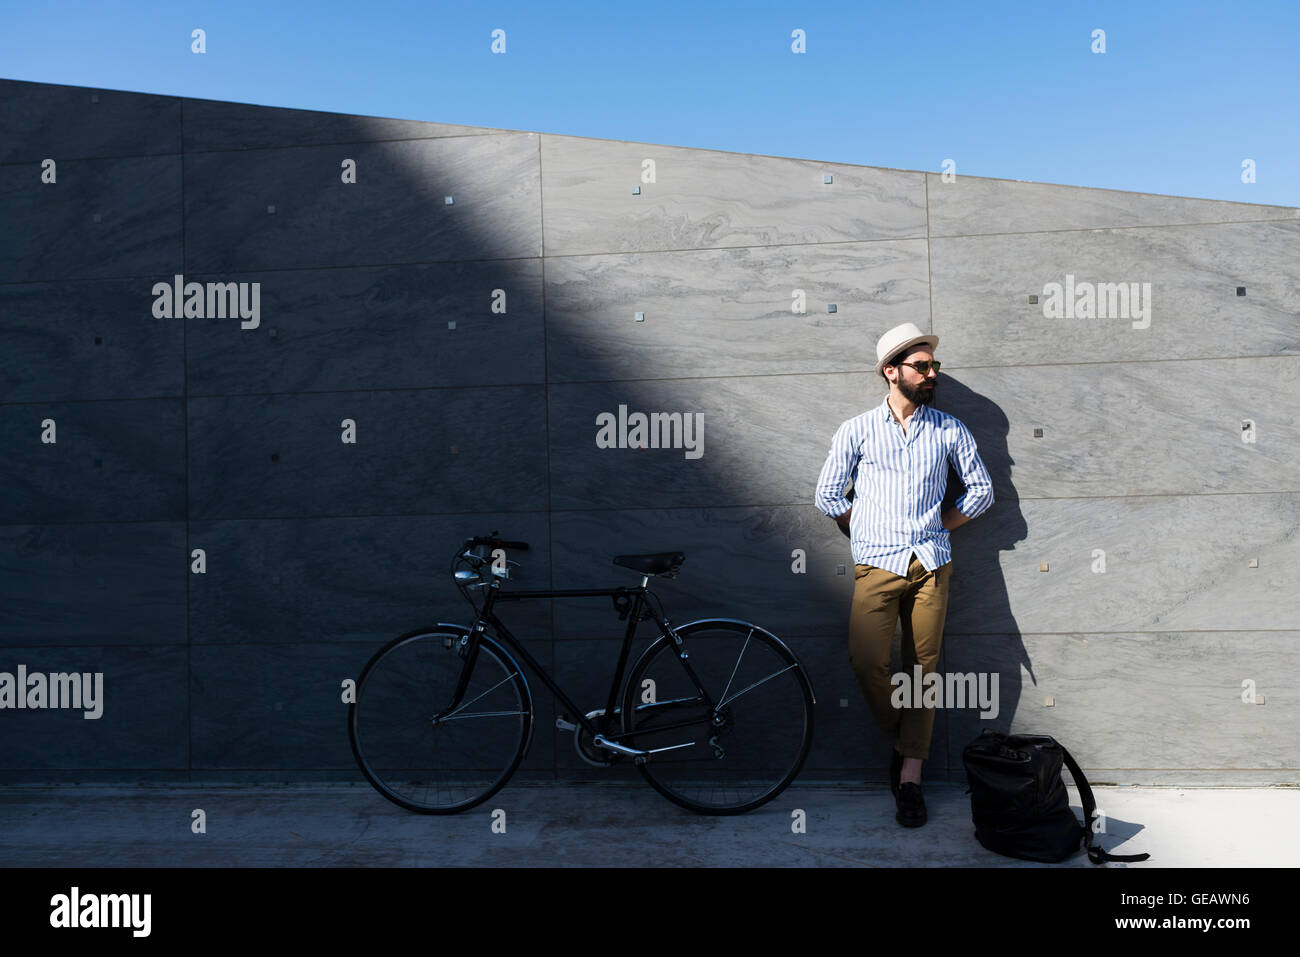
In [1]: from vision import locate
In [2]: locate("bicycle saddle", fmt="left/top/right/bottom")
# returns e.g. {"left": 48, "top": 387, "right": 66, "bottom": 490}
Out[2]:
{"left": 612, "top": 552, "right": 685, "bottom": 578}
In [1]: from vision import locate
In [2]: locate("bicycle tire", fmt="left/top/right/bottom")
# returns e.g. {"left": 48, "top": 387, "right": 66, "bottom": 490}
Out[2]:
{"left": 349, "top": 626, "right": 533, "bottom": 814}
{"left": 619, "top": 618, "right": 814, "bottom": 814}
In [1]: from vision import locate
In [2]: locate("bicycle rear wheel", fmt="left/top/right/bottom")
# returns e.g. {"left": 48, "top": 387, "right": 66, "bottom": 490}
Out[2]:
{"left": 349, "top": 627, "right": 533, "bottom": 813}
{"left": 620, "top": 619, "right": 814, "bottom": 814}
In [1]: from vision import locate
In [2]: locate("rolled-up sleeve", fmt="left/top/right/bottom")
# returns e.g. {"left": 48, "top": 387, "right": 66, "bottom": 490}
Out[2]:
{"left": 814, "top": 421, "right": 857, "bottom": 517}
{"left": 949, "top": 421, "right": 994, "bottom": 519}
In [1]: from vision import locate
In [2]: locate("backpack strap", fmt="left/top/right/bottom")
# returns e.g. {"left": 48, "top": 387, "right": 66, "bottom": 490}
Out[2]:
{"left": 1058, "top": 743, "right": 1151, "bottom": 864}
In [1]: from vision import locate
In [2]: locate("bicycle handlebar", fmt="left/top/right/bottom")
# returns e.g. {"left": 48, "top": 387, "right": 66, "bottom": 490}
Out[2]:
{"left": 462, "top": 533, "right": 530, "bottom": 552}
{"left": 453, "top": 533, "right": 527, "bottom": 612}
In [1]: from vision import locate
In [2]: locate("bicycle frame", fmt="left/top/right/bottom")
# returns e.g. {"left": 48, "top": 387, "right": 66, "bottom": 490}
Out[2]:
{"left": 434, "top": 574, "right": 718, "bottom": 747}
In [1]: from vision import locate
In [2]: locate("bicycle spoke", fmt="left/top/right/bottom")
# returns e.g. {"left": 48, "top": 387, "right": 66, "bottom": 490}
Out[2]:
{"left": 442, "top": 671, "right": 520, "bottom": 720}
{"left": 718, "top": 662, "right": 799, "bottom": 708}
{"left": 718, "top": 628, "right": 754, "bottom": 705}
{"left": 437, "top": 709, "right": 530, "bottom": 721}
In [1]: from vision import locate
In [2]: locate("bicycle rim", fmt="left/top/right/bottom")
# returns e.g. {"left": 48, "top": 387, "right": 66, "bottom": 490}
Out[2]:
{"left": 621, "top": 620, "right": 813, "bottom": 814}
{"left": 349, "top": 629, "right": 532, "bottom": 813}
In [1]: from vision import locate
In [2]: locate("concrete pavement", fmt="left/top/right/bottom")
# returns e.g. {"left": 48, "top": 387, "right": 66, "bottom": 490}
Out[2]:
{"left": 1, "top": 781, "right": 1294, "bottom": 867}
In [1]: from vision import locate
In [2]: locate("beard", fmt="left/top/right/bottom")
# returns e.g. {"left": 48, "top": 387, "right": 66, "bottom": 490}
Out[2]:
{"left": 899, "top": 375, "right": 936, "bottom": 406}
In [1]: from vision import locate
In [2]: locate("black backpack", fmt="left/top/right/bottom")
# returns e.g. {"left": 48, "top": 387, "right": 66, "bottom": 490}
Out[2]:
{"left": 962, "top": 730, "right": 1150, "bottom": 865}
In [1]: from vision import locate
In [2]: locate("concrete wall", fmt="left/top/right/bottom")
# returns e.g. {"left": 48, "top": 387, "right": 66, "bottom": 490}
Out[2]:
{"left": 2, "top": 77, "right": 1297, "bottom": 786}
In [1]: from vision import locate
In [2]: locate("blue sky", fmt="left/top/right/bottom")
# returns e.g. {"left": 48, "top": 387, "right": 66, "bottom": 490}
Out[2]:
{"left": 3, "top": 0, "right": 1297, "bottom": 205}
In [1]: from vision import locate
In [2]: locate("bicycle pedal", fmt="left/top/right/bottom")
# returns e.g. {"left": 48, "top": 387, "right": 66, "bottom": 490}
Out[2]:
{"left": 555, "top": 715, "right": 577, "bottom": 732}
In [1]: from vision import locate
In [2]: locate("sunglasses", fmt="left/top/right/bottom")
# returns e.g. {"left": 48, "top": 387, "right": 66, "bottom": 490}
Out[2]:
{"left": 896, "top": 360, "right": 941, "bottom": 375}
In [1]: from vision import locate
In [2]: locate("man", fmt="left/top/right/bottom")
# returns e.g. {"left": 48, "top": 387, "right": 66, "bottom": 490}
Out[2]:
{"left": 813, "top": 322, "right": 994, "bottom": 827}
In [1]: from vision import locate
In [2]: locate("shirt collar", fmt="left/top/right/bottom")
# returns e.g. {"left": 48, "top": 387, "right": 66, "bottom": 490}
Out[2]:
{"left": 880, "top": 393, "right": 926, "bottom": 425}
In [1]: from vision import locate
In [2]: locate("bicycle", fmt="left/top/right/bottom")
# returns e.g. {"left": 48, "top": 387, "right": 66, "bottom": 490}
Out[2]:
{"left": 348, "top": 532, "right": 816, "bottom": 815}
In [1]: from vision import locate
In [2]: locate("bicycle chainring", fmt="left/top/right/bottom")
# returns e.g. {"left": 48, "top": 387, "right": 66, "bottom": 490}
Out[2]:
{"left": 574, "top": 709, "right": 624, "bottom": 767}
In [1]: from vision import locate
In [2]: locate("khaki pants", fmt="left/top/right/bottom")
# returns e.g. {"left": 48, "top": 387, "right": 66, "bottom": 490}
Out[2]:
{"left": 847, "top": 554, "right": 953, "bottom": 760}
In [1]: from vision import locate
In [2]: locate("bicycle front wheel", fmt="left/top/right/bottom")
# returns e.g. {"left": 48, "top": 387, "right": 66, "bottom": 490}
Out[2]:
{"left": 620, "top": 619, "right": 814, "bottom": 814}
{"left": 349, "top": 628, "right": 533, "bottom": 813}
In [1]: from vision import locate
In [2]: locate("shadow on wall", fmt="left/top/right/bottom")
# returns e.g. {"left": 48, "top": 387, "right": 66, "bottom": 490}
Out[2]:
{"left": 937, "top": 373, "right": 1030, "bottom": 746}
{"left": 0, "top": 83, "right": 1020, "bottom": 785}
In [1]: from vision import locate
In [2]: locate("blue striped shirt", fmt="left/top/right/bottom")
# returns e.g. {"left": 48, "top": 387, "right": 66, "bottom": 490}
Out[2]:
{"left": 814, "top": 394, "right": 994, "bottom": 577}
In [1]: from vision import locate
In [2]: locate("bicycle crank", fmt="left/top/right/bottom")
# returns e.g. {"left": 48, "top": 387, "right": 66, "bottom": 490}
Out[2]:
{"left": 570, "top": 709, "right": 624, "bottom": 767}
{"left": 591, "top": 735, "right": 696, "bottom": 761}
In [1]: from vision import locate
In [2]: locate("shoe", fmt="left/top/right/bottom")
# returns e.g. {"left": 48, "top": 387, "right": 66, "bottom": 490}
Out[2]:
{"left": 896, "top": 781, "right": 927, "bottom": 827}
{"left": 889, "top": 748, "right": 903, "bottom": 798}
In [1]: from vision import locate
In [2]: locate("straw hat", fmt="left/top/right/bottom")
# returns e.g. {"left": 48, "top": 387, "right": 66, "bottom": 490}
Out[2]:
{"left": 874, "top": 322, "right": 939, "bottom": 376}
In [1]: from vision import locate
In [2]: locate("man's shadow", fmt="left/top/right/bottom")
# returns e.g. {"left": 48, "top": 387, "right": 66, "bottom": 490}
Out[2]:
{"left": 936, "top": 373, "right": 1030, "bottom": 765}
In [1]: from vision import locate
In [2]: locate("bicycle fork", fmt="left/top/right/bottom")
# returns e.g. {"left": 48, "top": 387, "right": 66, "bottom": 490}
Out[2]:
{"left": 429, "top": 624, "right": 488, "bottom": 725}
